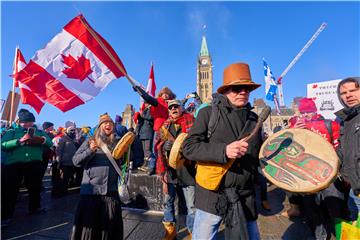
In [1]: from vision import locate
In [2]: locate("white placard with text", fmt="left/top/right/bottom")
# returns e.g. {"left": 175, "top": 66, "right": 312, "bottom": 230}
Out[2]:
{"left": 307, "top": 79, "right": 342, "bottom": 120}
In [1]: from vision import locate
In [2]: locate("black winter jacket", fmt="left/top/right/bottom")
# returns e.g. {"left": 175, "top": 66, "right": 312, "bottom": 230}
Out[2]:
{"left": 56, "top": 134, "right": 78, "bottom": 166}
{"left": 136, "top": 107, "right": 154, "bottom": 140}
{"left": 335, "top": 104, "right": 360, "bottom": 195}
{"left": 182, "top": 95, "right": 262, "bottom": 220}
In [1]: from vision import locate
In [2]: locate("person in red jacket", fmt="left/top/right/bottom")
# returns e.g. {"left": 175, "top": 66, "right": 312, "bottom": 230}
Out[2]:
{"left": 285, "top": 98, "right": 347, "bottom": 240}
{"left": 289, "top": 98, "right": 340, "bottom": 147}
{"left": 158, "top": 100, "right": 196, "bottom": 239}
{"left": 134, "top": 86, "right": 176, "bottom": 175}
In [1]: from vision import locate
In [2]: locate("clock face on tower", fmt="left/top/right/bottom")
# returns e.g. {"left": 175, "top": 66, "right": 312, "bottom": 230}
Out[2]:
{"left": 201, "top": 58, "right": 208, "bottom": 65}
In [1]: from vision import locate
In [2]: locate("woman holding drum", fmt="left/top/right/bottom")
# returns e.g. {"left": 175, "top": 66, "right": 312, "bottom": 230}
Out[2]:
{"left": 70, "top": 114, "right": 124, "bottom": 240}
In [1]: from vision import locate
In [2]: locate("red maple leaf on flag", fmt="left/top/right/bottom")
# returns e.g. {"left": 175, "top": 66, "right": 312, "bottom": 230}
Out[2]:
{"left": 62, "top": 54, "right": 94, "bottom": 82}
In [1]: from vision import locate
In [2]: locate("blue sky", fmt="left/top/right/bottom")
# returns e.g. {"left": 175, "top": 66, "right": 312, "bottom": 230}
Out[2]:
{"left": 1, "top": 1, "right": 359, "bottom": 128}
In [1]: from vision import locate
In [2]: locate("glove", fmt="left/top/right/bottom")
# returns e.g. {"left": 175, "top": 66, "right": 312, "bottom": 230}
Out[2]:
{"left": 163, "top": 140, "right": 173, "bottom": 152}
{"left": 28, "top": 136, "right": 45, "bottom": 145}
{"left": 19, "top": 133, "right": 32, "bottom": 144}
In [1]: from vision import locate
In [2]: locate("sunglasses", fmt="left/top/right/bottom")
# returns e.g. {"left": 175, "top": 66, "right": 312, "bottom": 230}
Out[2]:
{"left": 230, "top": 86, "right": 250, "bottom": 93}
{"left": 168, "top": 105, "right": 180, "bottom": 110}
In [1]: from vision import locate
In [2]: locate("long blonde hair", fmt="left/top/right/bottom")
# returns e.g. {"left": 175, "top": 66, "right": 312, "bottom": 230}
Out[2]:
{"left": 93, "top": 124, "right": 116, "bottom": 148}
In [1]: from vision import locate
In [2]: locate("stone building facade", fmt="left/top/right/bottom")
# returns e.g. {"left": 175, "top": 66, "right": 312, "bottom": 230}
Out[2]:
{"left": 121, "top": 104, "right": 135, "bottom": 129}
{"left": 252, "top": 97, "right": 303, "bottom": 134}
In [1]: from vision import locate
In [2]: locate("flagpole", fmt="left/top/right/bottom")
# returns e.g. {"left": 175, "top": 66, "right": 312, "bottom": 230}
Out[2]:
{"left": 78, "top": 15, "right": 139, "bottom": 88}
{"left": 9, "top": 47, "right": 18, "bottom": 126}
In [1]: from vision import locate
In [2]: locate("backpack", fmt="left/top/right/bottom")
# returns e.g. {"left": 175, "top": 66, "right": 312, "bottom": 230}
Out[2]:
{"left": 207, "top": 94, "right": 221, "bottom": 139}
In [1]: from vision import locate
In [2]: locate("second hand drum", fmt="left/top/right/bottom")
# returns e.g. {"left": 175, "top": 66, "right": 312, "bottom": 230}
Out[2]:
{"left": 259, "top": 128, "right": 339, "bottom": 193}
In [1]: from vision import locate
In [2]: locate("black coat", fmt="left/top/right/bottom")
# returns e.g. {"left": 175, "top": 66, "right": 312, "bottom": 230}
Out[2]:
{"left": 56, "top": 134, "right": 78, "bottom": 166}
{"left": 182, "top": 94, "right": 262, "bottom": 220}
{"left": 136, "top": 108, "right": 154, "bottom": 140}
{"left": 336, "top": 104, "right": 360, "bottom": 195}
{"left": 130, "top": 135, "right": 144, "bottom": 168}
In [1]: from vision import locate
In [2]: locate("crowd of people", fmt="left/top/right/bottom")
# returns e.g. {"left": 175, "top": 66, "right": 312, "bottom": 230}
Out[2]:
{"left": 1, "top": 61, "right": 359, "bottom": 240}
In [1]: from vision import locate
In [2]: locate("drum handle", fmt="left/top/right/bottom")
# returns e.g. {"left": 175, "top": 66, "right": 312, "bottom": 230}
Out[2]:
{"left": 243, "top": 106, "right": 271, "bottom": 142}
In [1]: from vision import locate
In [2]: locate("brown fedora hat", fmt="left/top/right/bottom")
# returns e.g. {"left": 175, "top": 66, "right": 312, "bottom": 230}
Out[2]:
{"left": 217, "top": 62, "right": 261, "bottom": 94}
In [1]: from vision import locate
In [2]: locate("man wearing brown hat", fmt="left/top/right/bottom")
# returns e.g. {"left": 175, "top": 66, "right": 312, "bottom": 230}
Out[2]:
{"left": 183, "top": 63, "right": 263, "bottom": 239}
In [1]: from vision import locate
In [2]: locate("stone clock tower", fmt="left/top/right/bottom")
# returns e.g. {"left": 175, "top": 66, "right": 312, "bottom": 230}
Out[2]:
{"left": 121, "top": 104, "right": 135, "bottom": 129}
{"left": 196, "top": 35, "right": 213, "bottom": 103}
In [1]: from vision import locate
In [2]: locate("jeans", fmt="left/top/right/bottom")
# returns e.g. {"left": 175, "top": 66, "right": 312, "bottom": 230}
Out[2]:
{"left": 148, "top": 153, "right": 156, "bottom": 170}
{"left": 182, "top": 186, "right": 195, "bottom": 232}
{"left": 163, "top": 184, "right": 195, "bottom": 232}
{"left": 148, "top": 132, "right": 158, "bottom": 170}
{"left": 163, "top": 183, "right": 176, "bottom": 223}
{"left": 348, "top": 189, "right": 360, "bottom": 221}
{"left": 192, "top": 208, "right": 260, "bottom": 240}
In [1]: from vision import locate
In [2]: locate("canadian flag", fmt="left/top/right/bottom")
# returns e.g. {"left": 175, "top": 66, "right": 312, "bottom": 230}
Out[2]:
{"left": 13, "top": 47, "right": 45, "bottom": 114}
{"left": 146, "top": 63, "right": 156, "bottom": 97}
{"left": 15, "top": 15, "right": 127, "bottom": 112}
{"left": 140, "top": 63, "right": 156, "bottom": 110}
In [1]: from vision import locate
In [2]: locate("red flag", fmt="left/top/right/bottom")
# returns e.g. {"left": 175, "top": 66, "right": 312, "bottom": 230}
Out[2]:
{"left": 140, "top": 63, "right": 157, "bottom": 111}
{"left": 15, "top": 15, "right": 127, "bottom": 112}
{"left": 13, "top": 47, "right": 26, "bottom": 87}
{"left": 14, "top": 47, "right": 45, "bottom": 114}
{"left": 146, "top": 63, "right": 156, "bottom": 97}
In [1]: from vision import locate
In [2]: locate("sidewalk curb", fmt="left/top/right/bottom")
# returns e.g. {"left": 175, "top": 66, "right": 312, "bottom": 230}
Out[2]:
{"left": 122, "top": 207, "right": 163, "bottom": 216}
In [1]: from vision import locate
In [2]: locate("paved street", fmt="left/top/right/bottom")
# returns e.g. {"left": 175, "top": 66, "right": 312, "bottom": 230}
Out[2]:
{"left": 2, "top": 175, "right": 314, "bottom": 240}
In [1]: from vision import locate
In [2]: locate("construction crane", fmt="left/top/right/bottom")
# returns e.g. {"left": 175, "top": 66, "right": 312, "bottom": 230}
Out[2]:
{"left": 276, "top": 22, "right": 327, "bottom": 107}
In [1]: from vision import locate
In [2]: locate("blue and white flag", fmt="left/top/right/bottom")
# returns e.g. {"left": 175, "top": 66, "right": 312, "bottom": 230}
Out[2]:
{"left": 263, "top": 58, "right": 278, "bottom": 101}
{"left": 263, "top": 58, "right": 281, "bottom": 113}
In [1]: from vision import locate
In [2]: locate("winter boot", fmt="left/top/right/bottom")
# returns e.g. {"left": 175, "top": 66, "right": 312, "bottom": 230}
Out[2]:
{"left": 184, "top": 229, "right": 192, "bottom": 240}
{"left": 146, "top": 167, "right": 155, "bottom": 176}
{"left": 138, "top": 159, "right": 149, "bottom": 172}
{"left": 162, "top": 222, "right": 176, "bottom": 240}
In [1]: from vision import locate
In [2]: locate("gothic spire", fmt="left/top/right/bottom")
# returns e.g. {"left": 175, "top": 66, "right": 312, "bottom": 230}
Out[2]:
{"left": 200, "top": 35, "right": 209, "bottom": 57}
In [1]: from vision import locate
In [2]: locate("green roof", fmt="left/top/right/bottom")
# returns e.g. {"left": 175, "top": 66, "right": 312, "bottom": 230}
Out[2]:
{"left": 200, "top": 36, "right": 209, "bottom": 56}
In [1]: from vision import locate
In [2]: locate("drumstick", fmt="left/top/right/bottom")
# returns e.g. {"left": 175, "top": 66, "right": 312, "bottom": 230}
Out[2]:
{"left": 243, "top": 106, "right": 271, "bottom": 142}
{"left": 226, "top": 106, "right": 271, "bottom": 169}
